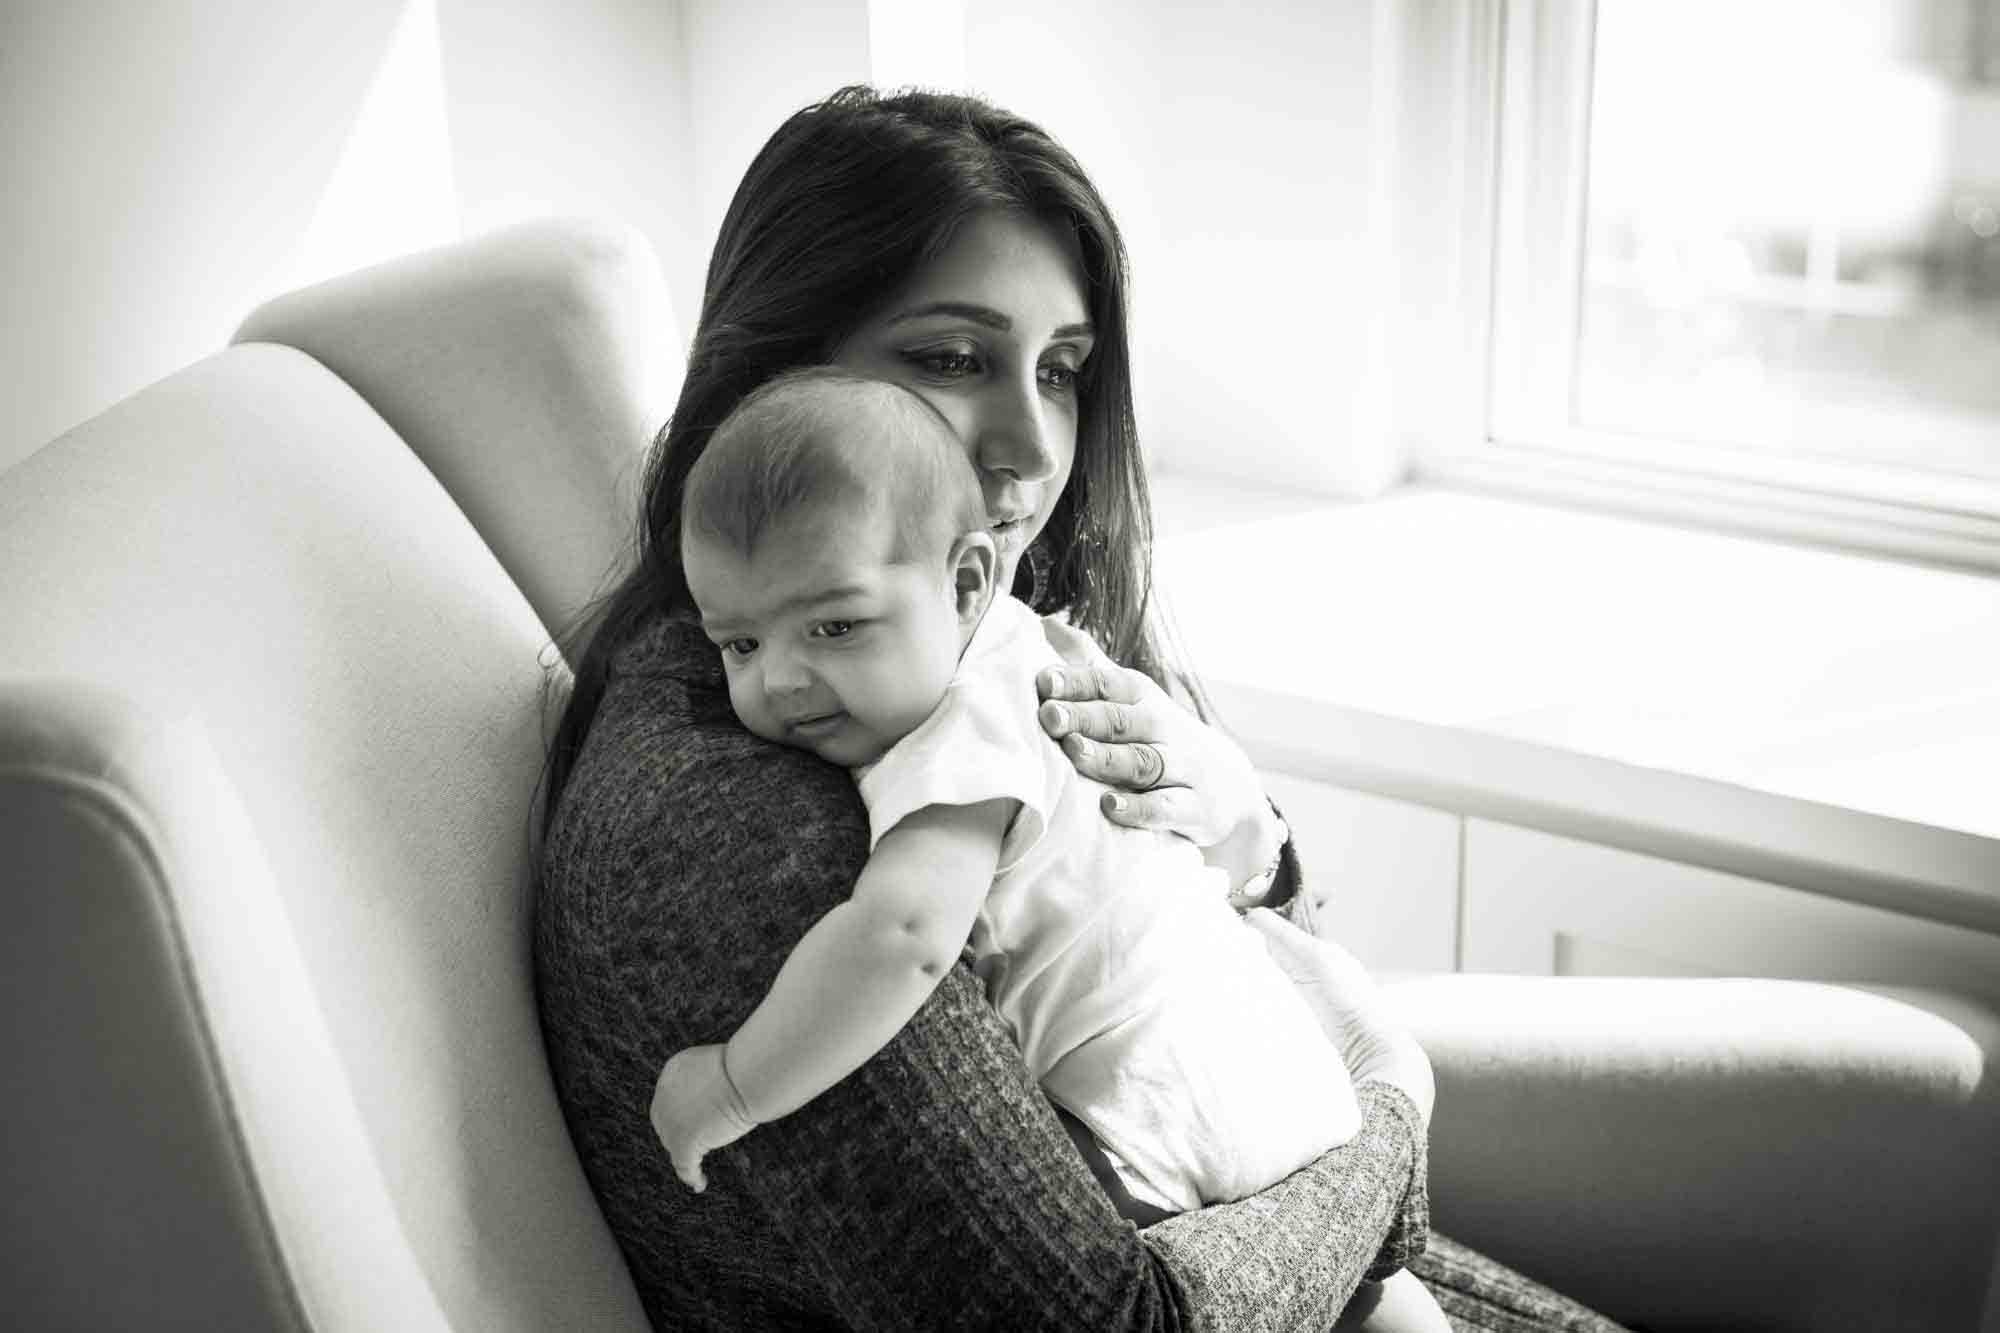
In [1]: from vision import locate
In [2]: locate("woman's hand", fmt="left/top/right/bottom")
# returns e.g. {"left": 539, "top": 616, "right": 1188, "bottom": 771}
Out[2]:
{"left": 1242, "top": 910, "right": 1435, "bottom": 1128}
{"left": 1036, "top": 661, "right": 1268, "bottom": 852}
{"left": 651, "top": 1043, "right": 759, "bottom": 1192}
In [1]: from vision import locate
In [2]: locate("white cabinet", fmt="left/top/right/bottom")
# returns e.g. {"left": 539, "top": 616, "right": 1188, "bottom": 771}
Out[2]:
{"left": 1249, "top": 778, "right": 2000, "bottom": 1001}
{"left": 1462, "top": 818, "right": 2000, "bottom": 1006}
{"left": 1258, "top": 771, "right": 1460, "bottom": 974}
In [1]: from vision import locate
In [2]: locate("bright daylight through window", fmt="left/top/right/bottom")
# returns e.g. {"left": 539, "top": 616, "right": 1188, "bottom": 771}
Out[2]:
{"left": 1577, "top": 0, "right": 2000, "bottom": 485}
{"left": 1474, "top": 0, "right": 2000, "bottom": 567}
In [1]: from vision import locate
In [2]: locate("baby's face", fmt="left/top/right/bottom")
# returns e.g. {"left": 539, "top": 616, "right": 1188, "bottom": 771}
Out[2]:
{"left": 684, "top": 504, "right": 965, "bottom": 768}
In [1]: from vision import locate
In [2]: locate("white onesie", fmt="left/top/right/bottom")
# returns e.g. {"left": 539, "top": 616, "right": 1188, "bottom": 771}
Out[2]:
{"left": 856, "top": 595, "right": 1358, "bottom": 1212}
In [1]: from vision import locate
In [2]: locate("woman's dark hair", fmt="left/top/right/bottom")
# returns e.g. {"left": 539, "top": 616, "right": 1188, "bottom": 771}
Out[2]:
{"left": 541, "top": 84, "right": 1178, "bottom": 830}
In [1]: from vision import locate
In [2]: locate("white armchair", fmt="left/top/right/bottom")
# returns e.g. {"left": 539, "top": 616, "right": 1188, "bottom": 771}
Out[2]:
{"left": 3, "top": 219, "right": 1995, "bottom": 1331}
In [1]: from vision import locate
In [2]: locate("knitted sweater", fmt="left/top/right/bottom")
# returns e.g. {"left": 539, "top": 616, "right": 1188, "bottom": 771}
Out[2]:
{"left": 536, "top": 611, "right": 1430, "bottom": 1332}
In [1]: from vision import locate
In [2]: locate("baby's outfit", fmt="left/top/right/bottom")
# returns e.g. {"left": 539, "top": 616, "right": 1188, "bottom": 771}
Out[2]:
{"left": 856, "top": 595, "right": 1355, "bottom": 1212}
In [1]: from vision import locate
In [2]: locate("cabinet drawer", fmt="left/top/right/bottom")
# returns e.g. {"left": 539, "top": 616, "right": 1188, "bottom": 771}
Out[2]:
{"left": 1463, "top": 818, "right": 2000, "bottom": 1006}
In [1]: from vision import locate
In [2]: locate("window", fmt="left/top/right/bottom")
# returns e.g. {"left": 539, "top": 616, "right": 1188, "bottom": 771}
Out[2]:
{"left": 1425, "top": 0, "right": 2000, "bottom": 571}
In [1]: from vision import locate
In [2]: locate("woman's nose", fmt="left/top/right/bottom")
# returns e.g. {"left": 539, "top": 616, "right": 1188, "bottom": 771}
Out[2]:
{"left": 974, "top": 375, "right": 1059, "bottom": 484}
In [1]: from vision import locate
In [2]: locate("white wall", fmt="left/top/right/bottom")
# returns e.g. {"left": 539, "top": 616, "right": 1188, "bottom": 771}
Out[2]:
{"left": 2, "top": 0, "right": 701, "bottom": 473}
{"left": 964, "top": 1, "right": 1406, "bottom": 496}
{"left": 439, "top": 0, "right": 701, "bottom": 315}
{"left": 682, "top": 0, "right": 872, "bottom": 276}
{"left": 8, "top": 0, "right": 1405, "bottom": 500}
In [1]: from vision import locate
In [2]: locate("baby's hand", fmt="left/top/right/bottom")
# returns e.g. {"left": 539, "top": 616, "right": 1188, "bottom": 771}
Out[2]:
{"left": 651, "top": 1043, "right": 759, "bottom": 1192}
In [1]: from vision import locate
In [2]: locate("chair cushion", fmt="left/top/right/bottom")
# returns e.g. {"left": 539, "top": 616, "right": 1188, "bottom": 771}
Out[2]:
{"left": 1387, "top": 972, "right": 2000, "bottom": 1332}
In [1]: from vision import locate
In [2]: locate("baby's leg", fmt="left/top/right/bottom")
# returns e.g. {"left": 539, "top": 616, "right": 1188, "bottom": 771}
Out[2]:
{"left": 1334, "top": 1269, "right": 1453, "bottom": 1333}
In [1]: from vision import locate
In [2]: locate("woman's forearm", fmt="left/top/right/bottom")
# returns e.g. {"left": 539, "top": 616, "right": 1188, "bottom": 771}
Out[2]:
{"left": 1146, "top": 1083, "right": 1430, "bottom": 1320}
{"left": 731, "top": 963, "right": 1426, "bottom": 1333}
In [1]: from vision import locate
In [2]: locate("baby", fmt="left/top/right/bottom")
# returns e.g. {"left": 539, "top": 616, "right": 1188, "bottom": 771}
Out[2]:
{"left": 654, "top": 367, "right": 1360, "bottom": 1217}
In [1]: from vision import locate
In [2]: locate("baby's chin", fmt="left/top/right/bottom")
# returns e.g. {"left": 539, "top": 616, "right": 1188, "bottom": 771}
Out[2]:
{"left": 740, "top": 705, "right": 902, "bottom": 768}
{"left": 815, "top": 733, "right": 893, "bottom": 770}
{"left": 771, "top": 723, "right": 891, "bottom": 771}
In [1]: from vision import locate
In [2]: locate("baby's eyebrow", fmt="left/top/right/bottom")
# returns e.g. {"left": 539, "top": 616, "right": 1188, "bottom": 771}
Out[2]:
{"left": 774, "top": 583, "right": 870, "bottom": 615}
{"left": 702, "top": 583, "right": 870, "bottom": 636}
{"left": 696, "top": 607, "right": 751, "bottom": 634}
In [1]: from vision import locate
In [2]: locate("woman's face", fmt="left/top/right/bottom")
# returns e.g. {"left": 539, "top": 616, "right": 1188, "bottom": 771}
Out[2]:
{"left": 832, "top": 211, "right": 1095, "bottom": 594}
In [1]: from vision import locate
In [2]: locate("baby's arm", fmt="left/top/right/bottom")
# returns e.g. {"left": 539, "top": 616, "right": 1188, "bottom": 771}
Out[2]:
{"left": 651, "top": 797, "right": 1011, "bottom": 1190}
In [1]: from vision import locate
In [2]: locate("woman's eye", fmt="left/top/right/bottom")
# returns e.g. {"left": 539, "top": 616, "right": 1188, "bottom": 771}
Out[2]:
{"left": 811, "top": 620, "right": 854, "bottom": 639}
{"left": 1039, "top": 347, "right": 1090, "bottom": 394}
{"left": 721, "top": 637, "right": 758, "bottom": 657}
{"left": 907, "top": 348, "right": 980, "bottom": 379}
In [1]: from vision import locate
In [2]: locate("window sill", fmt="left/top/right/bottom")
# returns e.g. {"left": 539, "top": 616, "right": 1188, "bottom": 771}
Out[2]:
{"left": 1424, "top": 443, "right": 2000, "bottom": 578}
{"left": 1150, "top": 471, "right": 2000, "bottom": 935}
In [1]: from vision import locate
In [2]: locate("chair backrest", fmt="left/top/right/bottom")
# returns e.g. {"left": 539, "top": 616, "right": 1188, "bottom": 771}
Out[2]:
{"left": 235, "top": 216, "right": 681, "bottom": 649}
{"left": 0, "top": 220, "right": 673, "bottom": 1330}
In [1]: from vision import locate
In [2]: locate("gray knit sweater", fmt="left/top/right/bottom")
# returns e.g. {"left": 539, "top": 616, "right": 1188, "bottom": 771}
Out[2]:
{"left": 536, "top": 611, "right": 1429, "bottom": 1332}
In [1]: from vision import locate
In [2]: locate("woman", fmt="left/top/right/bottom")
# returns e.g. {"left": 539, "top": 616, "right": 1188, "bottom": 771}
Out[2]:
{"left": 537, "top": 85, "right": 1624, "bottom": 1332}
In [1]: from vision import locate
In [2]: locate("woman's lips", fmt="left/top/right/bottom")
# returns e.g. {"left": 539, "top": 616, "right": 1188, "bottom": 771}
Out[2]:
{"left": 989, "top": 515, "right": 1030, "bottom": 548}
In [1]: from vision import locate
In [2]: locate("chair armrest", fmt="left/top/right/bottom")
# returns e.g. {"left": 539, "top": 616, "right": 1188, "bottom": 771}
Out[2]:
{"left": 0, "top": 681, "right": 454, "bottom": 1330}
{"left": 1382, "top": 972, "right": 2000, "bottom": 1333}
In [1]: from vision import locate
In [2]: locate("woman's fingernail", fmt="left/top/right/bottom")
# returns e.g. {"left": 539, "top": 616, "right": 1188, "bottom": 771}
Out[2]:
{"left": 1046, "top": 670, "right": 1065, "bottom": 692}
{"left": 1048, "top": 704, "right": 1069, "bottom": 729}
{"left": 1104, "top": 793, "right": 1126, "bottom": 814}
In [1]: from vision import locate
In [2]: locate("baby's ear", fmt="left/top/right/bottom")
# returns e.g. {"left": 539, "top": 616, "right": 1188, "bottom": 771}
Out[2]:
{"left": 949, "top": 529, "right": 998, "bottom": 628}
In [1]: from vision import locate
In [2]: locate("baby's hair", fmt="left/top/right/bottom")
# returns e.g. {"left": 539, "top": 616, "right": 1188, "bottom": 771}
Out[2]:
{"left": 681, "top": 367, "right": 987, "bottom": 567}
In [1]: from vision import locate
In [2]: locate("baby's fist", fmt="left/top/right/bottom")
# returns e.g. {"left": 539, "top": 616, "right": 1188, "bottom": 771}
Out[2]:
{"left": 651, "top": 1043, "right": 758, "bottom": 1192}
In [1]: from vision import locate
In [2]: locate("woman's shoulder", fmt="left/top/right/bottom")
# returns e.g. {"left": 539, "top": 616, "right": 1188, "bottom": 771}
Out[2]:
{"left": 606, "top": 605, "right": 720, "bottom": 685}
{"left": 548, "top": 609, "right": 867, "bottom": 875}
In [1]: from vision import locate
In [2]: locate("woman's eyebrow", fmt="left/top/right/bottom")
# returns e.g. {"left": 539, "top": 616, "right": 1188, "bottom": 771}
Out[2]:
{"left": 888, "top": 301, "right": 1010, "bottom": 329}
{"left": 886, "top": 302, "right": 1095, "bottom": 341}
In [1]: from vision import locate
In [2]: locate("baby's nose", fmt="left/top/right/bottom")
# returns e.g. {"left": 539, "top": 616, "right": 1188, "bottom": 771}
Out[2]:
{"left": 761, "top": 652, "right": 812, "bottom": 696}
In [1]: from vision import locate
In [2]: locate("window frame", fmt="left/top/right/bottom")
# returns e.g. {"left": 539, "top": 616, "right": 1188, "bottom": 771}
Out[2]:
{"left": 1409, "top": 0, "right": 2000, "bottom": 575}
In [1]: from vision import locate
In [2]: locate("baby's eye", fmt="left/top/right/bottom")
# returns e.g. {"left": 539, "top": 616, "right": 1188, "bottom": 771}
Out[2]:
{"left": 721, "top": 636, "right": 758, "bottom": 658}
{"left": 811, "top": 620, "right": 854, "bottom": 639}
